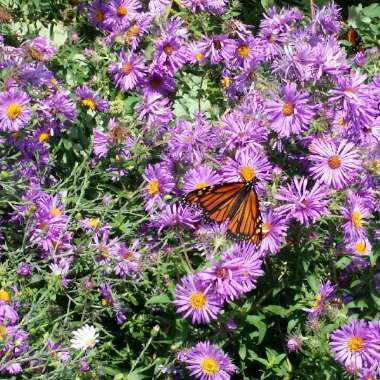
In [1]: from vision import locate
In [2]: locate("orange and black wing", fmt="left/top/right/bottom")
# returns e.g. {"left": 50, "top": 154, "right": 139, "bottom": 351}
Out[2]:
{"left": 226, "top": 186, "right": 263, "bottom": 244}
{"left": 184, "top": 182, "right": 245, "bottom": 223}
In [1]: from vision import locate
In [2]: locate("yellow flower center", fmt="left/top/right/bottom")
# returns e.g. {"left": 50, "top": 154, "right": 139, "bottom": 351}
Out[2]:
{"left": 89, "top": 218, "right": 100, "bottom": 228}
{"left": 200, "top": 357, "right": 219, "bottom": 375}
{"left": 0, "top": 289, "right": 9, "bottom": 303}
{"left": 338, "top": 116, "right": 346, "bottom": 126}
{"left": 327, "top": 155, "right": 342, "bottom": 169}
{"left": 11, "top": 131, "right": 21, "bottom": 139}
{"left": 189, "top": 291, "right": 206, "bottom": 309}
{"left": 347, "top": 336, "right": 363, "bottom": 352}
{"left": 6, "top": 103, "right": 22, "bottom": 120}
{"left": 99, "top": 244, "right": 109, "bottom": 257}
{"left": 312, "top": 293, "right": 321, "bottom": 309}
{"left": 122, "top": 63, "right": 132, "bottom": 74}
{"left": 82, "top": 98, "right": 96, "bottom": 110}
{"left": 282, "top": 101, "right": 294, "bottom": 116}
{"left": 0, "top": 325, "right": 7, "bottom": 340}
{"left": 117, "top": 5, "right": 127, "bottom": 17}
{"left": 195, "top": 52, "right": 203, "bottom": 61}
{"left": 147, "top": 179, "right": 159, "bottom": 195}
{"left": 351, "top": 209, "right": 362, "bottom": 228}
{"left": 85, "top": 337, "right": 96, "bottom": 348}
{"left": 240, "top": 166, "right": 255, "bottom": 182}
{"left": 129, "top": 24, "right": 139, "bottom": 36}
{"left": 237, "top": 44, "right": 249, "bottom": 58}
{"left": 101, "top": 298, "right": 109, "bottom": 306}
{"left": 38, "top": 132, "right": 49, "bottom": 143}
{"left": 95, "top": 9, "right": 104, "bottom": 22}
{"left": 49, "top": 207, "right": 62, "bottom": 217}
{"left": 262, "top": 223, "right": 271, "bottom": 235}
{"left": 354, "top": 241, "right": 366, "bottom": 254}
{"left": 221, "top": 76, "right": 230, "bottom": 88}
{"left": 195, "top": 182, "right": 208, "bottom": 189}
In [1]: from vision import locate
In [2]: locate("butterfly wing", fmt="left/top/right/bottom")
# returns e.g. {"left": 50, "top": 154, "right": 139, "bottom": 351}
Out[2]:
{"left": 226, "top": 186, "right": 263, "bottom": 244}
{"left": 184, "top": 182, "right": 245, "bottom": 223}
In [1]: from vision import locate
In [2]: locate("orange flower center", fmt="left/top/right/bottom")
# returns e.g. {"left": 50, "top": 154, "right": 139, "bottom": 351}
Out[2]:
{"left": 282, "top": 102, "right": 294, "bottom": 116}
{"left": 240, "top": 166, "right": 255, "bottom": 182}
{"left": 327, "top": 155, "right": 341, "bottom": 169}
{"left": 121, "top": 63, "right": 132, "bottom": 74}
{"left": 262, "top": 223, "right": 271, "bottom": 235}
{"left": 163, "top": 44, "right": 173, "bottom": 55}
{"left": 117, "top": 5, "right": 127, "bottom": 17}
{"left": 0, "top": 289, "right": 9, "bottom": 303}
{"left": 38, "top": 132, "right": 49, "bottom": 143}
{"left": 95, "top": 9, "right": 104, "bottom": 22}
{"left": 354, "top": 241, "right": 366, "bottom": 254}
{"left": 49, "top": 207, "right": 62, "bottom": 217}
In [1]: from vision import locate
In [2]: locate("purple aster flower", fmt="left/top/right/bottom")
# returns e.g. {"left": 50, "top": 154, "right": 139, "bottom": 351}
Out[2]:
{"left": 75, "top": 85, "right": 108, "bottom": 112}
{"left": 359, "top": 368, "right": 378, "bottom": 380}
{"left": 183, "top": 341, "right": 236, "bottom": 380}
{"left": 308, "top": 138, "right": 361, "bottom": 189}
{"left": 78, "top": 358, "right": 91, "bottom": 373}
{"left": 329, "top": 71, "right": 377, "bottom": 130}
{"left": 136, "top": 93, "right": 172, "bottom": 128}
{"left": 148, "top": 0, "right": 171, "bottom": 16}
{"left": 0, "top": 90, "right": 31, "bottom": 132}
{"left": 231, "top": 36, "right": 262, "bottom": 69}
{"left": 27, "top": 36, "right": 57, "bottom": 61}
{"left": 108, "top": 50, "right": 146, "bottom": 91}
{"left": 153, "top": 36, "right": 188, "bottom": 75}
{"left": 139, "top": 66, "right": 176, "bottom": 97}
{"left": 182, "top": 165, "right": 222, "bottom": 194}
{"left": 341, "top": 193, "right": 371, "bottom": 240}
{"left": 275, "top": 177, "right": 329, "bottom": 226}
{"left": 218, "top": 111, "right": 268, "bottom": 150}
{"left": 104, "top": 0, "right": 140, "bottom": 31}
{"left": 305, "top": 280, "right": 335, "bottom": 318}
{"left": 221, "top": 147, "right": 272, "bottom": 192}
{"left": 151, "top": 204, "right": 200, "bottom": 233}
{"left": 258, "top": 208, "right": 288, "bottom": 255}
{"left": 142, "top": 163, "right": 175, "bottom": 211}
{"left": 38, "top": 89, "right": 76, "bottom": 124}
{"left": 186, "top": 41, "right": 207, "bottom": 65}
{"left": 99, "top": 283, "right": 115, "bottom": 306}
{"left": 346, "top": 238, "right": 371, "bottom": 257}
{"left": 197, "top": 35, "right": 233, "bottom": 64}
{"left": 313, "top": 2, "right": 341, "bottom": 35}
{"left": 16, "top": 263, "right": 32, "bottom": 277}
{"left": 88, "top": 0, "right": 107, "bottom": 30}
{"left": 0, "top": 304, "right": 19, "bottom": 325}
{"left": 265, "top": 82, "right": 316, "bottom": 138}
{"left": 329, "top": 320, "right": 380, "bottom": 372}
{"left": 224, "top": 319, "right": 237, "bottom": 331}
{"left": 168, "top": 117, "right": 216, "bottom": 165}
{"left": 3, "top": 362, "right": 22, "bottom": 375}
{"left": 173, "top": 274, "right": 223, "bottom": 324}
{"left": 91, "top": 230, "right": 120, "bottom": 265}
{"left": 353, "top": 51, "right": 366, "bottom": 67}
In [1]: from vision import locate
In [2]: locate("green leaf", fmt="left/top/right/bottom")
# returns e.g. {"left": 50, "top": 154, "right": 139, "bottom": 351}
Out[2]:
{"left": 262, "top": 305, "right": 288, "bottom": 317}
{"left": 145, "top": 294, "right": 171, "bottom": 305}
{"left": 239, "top": 343, "right": 246, "bottom": 360}
{"left": 362, "top": 4, "right": 380, "bottom": 18}
{"left": 246, "top": 315, "right": 267, "bottom": 343}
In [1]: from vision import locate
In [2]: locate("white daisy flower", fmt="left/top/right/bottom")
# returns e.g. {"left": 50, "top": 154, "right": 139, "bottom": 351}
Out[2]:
{"left": 70, "top": 324, "right": 99, "bottom": 350}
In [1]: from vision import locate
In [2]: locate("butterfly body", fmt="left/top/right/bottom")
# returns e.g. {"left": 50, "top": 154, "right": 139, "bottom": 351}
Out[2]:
{"left": 184, "top": 180, "right": 263, "bottom": 244}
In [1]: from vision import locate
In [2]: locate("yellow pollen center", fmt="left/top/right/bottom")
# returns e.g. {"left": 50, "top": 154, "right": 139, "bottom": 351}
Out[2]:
{"left": 195, "top": 182, "right": 208, "bottom": 189}
{"left": 95, "top": 9, "right": 104, "bottom": 22}
{"left": 328, "top": 155, "right": 342, "bottom": 169}
{"left": 312, "top": 293, "right": 321, "bottom": 308}
{"left": 262, "top": 223, "right": 271, "bottom": 235}
{"left": 240, "top": 166, "right": 255, "bottom": 182}
{"left": 351, "top": 209, "right": 362, "bottom": 228}
{"left": 0, "top": 325, "right": 7, "bottom": 339}
{"left": 129, "top": 24, "right": 138, "bottom": 36}
{"left": 147, "top": 179, "right": 159, "bottom": 195}
{"left": 189, "top": 291, "right": 206, "bottom": 309}
{"left": 195, "top": 52, "right": 203, "bottom": 61}
{"left": 89, "top": 218, "right": 99, "bottom": 228}
{"left": 38, "top": 132, "right": 49, "bottom": 143}
{"left": 282, "top": 101, "right": 294, "bottom": 116}
{"left": 237, "top": 44, "right": 249, "bottom": 58}
{"left": 347, "top": 336, "right": 363, "bottom": 352}
{"left": 200, "top": 357, "right": 219, "bottom": 375}
{"left": 85, "top": 337, "right": 96, "bottom": 348}
{"left": 117, "top": 5, "right": 127, "bottom": 17}
{"left": 6, "top": 103, "right": 22, "bottom": 120}
{"left": 221, "top": 76, "right": 230, "bottom": 88}
{"left": 82, "top": 98, "right": 96, "bottom": 110}
{"left": 49, "top": 207, "right": 62, "bottom": 217}
{"left": 354, "top": 241, "right": 366, "bottom": 254}
{"left": 0, "top": 289, "right": 9, "bottom": 303}
{"left": 338, "top": 116, "right": 346, "bottom": 126}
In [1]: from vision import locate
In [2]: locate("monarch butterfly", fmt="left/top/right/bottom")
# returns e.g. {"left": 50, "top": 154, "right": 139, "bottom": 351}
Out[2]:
{"left": 184, "top": 181, "right": 263, "bottom": 244}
